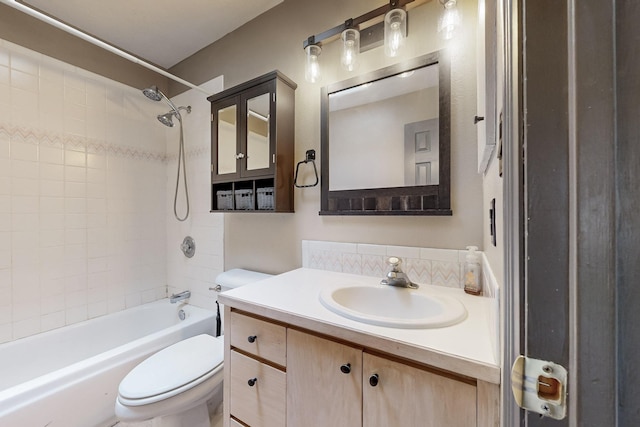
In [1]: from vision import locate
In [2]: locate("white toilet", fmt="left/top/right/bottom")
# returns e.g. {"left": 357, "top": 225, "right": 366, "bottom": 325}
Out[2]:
{"left": 115, "top": 269, "right": 272, "bottom": 427}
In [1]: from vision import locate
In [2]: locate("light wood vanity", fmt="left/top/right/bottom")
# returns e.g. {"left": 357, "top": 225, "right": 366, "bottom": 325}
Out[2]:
{"left": 219, "top": 268, "right": 500, "bottom": 427}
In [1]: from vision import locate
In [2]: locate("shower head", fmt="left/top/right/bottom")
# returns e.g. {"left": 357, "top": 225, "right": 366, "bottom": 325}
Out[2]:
{"left": 157, "top": 112, "right": 176, "bottom": 127}
{"left": 157, "top": 106, "right": 191, "bottom": 127}
{"left": 142, "top": 84, "right": 181, "bottom": 115}
{"left": 142, "top": 85, "right": 163, "bottom": 102}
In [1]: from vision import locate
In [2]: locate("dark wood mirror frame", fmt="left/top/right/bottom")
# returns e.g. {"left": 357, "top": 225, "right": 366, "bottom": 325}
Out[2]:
{"left": 320, "top": 50, "right": 451, "bottom": 216}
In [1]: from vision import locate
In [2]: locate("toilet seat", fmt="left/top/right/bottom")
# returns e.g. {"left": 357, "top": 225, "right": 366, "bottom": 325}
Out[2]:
{"left": 118, "top": 334, "right": 224, "bottom": 406}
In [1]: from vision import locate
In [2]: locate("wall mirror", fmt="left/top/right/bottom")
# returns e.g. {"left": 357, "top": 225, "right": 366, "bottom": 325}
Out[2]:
{"left": 320, "top": 50, "right": 451, "bottom": 215}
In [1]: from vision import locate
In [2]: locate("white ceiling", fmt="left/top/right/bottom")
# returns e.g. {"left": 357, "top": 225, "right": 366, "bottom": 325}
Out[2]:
{"left": 20, "top": 0, "right": 284, "bottom": 68}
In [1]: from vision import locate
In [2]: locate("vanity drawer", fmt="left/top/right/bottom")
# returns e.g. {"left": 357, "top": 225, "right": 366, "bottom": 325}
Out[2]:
{"left": 229, "top": 350, "right": 286, "bottom": 427}
{"left": 229, "top": 311, "right": 286, "bottom": 366}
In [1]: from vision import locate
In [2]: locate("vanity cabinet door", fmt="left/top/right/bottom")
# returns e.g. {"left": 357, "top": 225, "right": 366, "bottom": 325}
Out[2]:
{"left": 363, "top": 352, "right": 477, "bottom": 427}
{"left": 286, "top": 328, "right": 362, "bottom": 426}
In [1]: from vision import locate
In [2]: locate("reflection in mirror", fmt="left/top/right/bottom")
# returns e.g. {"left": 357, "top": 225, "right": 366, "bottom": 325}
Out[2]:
{"left": 246, "top": 93, "right": 270, "bottom": 171}
{"left": 329, "top": 64, "right": 439, "bottom": 190}
{"left": 321, "top": 50, "right": 451, "bottom": 215}
{"left": 217, "top": 105, "right": 237, "bottom": 175}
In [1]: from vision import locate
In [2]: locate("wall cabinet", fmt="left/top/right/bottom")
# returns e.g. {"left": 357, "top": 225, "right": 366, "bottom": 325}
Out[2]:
{"left": 224, "top": 308, "right": 498, "bottom": 427}
{"left": 208, "top": 71, "right": 296, "bottom": 212}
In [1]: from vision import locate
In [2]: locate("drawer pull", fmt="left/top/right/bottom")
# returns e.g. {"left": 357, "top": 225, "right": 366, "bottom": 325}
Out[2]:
{"left": 340, "top": 363, "right": 351, "bottom": 374}
{"left": 247, "top": 335, "right": 257, "bottom": 343}
{"left": 369, "top": 373, "right": 379, "bottom": 387}
{"left": 248, "top": 377, "right": 257, "bottom": 387}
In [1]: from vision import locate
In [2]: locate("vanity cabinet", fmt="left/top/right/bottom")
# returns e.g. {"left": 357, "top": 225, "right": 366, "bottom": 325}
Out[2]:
{"left": 223, "top": 307, "right": 498, "bottom": 427}
{"left": 208, "top": 71, "right": 296, "bottom": 212}
{"left": 287, "top": 329, "right": 476, "bottom": 427}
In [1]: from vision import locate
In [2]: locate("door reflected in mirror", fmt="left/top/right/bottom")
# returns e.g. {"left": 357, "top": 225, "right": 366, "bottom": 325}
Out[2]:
{"left": 329, "top": 64, "right": 439, "bottom": 191}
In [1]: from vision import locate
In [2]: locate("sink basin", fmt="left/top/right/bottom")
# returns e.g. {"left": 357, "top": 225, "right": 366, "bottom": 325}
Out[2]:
{"left": 319, "top": 285, "right": 467, "bottom": 329}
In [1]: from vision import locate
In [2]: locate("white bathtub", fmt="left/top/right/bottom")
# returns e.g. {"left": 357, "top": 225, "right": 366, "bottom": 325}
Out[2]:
{"left": 0, "top": 299, "right": 217, "bottom": 427}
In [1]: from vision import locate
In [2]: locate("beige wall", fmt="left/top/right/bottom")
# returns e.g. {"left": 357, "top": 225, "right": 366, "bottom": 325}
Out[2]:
{"left": 0, "top": 3, "right": 170, "bottom": 94}
{"left": 171, "top": 0, "right": 484, "bottom": 274}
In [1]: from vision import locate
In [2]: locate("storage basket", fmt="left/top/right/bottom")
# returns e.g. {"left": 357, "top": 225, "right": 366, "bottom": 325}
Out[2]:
{"left": 257, "top": 187, "right": 275, "bottom": 210}
{"left": 234, "top": 189, "right": 254, "bottom": 210}
{"left": 216, "top": 190, "right": 234, "bottom": 210}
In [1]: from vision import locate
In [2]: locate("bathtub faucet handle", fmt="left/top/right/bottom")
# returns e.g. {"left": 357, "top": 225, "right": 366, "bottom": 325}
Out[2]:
{"left": 169, "top": 290, "right": 191, "bottom": 304}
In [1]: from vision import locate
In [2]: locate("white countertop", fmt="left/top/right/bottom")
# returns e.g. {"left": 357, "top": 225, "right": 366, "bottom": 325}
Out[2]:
{"left": 218, "top": 268, "right": 500, "bottom": 384}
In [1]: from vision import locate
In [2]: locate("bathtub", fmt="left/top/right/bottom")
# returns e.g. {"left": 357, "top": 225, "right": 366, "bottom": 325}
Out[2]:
{"left": 0, "top": 299, "right": 217, "bottom": 427}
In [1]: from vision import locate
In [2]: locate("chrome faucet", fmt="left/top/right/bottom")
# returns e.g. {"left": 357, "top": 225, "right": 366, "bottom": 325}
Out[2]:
{"left": 381, "top": 257, "right": 419, "bottom": 289}
{"left": 170, "top": 290, "right": 191, "bottom": 303}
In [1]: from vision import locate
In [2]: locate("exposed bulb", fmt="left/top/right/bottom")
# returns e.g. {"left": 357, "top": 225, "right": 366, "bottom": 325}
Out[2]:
{"left": 438, "top": 0, "right": 461, "bottom": 40}
{"left": 340, "top": 28, "right": 360, "bottom": 72}
{"left": 305, "top": 44, "right": 322, "bottom": 83}
{"left": 384, "top": 9, "right": 406, "bottom": 57}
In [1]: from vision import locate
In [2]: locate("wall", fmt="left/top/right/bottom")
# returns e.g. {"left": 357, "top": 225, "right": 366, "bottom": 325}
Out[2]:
{"left": 0, "top": 3, "right": 171, "bottom": 95}
{"left": 0, "top": 39, "right": 169, "bottom": 343}
{"left": 171, "top": 0, "right": 483, "bottom": 274}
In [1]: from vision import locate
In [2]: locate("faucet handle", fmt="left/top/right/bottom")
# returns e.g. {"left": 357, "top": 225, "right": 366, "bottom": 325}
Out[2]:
{"left": 387, "top": 256, "right": 402, "bottom": 268}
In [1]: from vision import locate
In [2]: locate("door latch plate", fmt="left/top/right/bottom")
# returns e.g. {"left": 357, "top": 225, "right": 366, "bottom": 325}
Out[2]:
{"left": 511, "top": 355, "right": 567, "bottom": 420}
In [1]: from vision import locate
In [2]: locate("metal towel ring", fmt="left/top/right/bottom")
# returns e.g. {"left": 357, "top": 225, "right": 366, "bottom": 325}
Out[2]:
{"left": 294, "top": 149, "right": 319, "bottom": 188}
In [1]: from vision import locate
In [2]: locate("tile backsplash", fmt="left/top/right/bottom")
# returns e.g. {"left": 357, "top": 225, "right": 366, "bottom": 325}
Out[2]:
{"left": 302, "top": 240, "right": 498, "bottom": 298}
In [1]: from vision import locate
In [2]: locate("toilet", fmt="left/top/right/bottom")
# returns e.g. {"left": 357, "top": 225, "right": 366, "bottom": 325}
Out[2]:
{"left": 115, "top": 269, "right": 272, "bottom": 427}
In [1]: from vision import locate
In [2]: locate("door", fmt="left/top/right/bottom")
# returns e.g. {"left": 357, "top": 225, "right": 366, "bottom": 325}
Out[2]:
{"left": 362, "top": 352, "right": 476, "bottom": 427}
{"left": 286, "top": 329, "right": 362, "bottom": 426}
{"left": 241, "top": 81, "right": 276, "bottom": 178}
{"left": 505, "top": 0, "right": 638, "bottom": 425}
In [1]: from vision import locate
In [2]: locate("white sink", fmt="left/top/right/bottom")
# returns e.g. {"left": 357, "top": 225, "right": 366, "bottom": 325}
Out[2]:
{"left": 319, "top": 285, "right": 467, "bottom": 329}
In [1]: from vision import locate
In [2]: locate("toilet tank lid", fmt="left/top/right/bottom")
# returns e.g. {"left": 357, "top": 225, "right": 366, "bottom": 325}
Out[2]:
{"left": 215, "top": 268, "right": 273, "bottom": 289}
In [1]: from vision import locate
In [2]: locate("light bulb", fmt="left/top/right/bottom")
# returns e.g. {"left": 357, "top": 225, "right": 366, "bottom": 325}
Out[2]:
{"left": 438, "top": 0, "right": 461, "bottom": 40}
{"left": 384, "top": 8, "right": 406, "bottom": 58}
{"left": 305, "top": 45, "right": 322, "bottom": 83}
{"left": 340, "top": 29, "right": 360, "bottom": 72}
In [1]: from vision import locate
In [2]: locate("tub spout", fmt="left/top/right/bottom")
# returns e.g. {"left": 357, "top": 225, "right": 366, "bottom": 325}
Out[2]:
{"left": 170, "top": 290, "right": 191, "bottom": 303}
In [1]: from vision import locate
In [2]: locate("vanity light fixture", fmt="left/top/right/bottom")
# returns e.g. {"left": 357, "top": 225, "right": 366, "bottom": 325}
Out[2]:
{"left": 304, "top": 40, "right": 322, "bottom": 83}
{"left": 384, "top": 8, "right": 407, "bottom": 57}
{"left": 302, "top": 0, "right": 418, "bottom": 83}
{"left": 340, "top": 27, "right": 360, "bottom": 72}
{"left": 438, "top": 0, "right": 461, "bottom": 40}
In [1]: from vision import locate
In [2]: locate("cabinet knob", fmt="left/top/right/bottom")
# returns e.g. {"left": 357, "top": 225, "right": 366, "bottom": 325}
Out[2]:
{"left": 236, "top": 153, "right": 245, "bottom": 159}
{"left": 369, "top": 373, "right": 379, "bottom": 387}
{"left": 247, "top": 335, "right": 257, "bottom": 343}
{"left": 340, "top": 363, "right": 351, "bottom": 374}
{"left": 247, "top": 377, "right": 257, "bottom": 387}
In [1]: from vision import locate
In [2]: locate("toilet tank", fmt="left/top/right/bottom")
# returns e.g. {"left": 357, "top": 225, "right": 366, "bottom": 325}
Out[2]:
{"left": 214, "top": 269, "right": 273, "bottom": 336}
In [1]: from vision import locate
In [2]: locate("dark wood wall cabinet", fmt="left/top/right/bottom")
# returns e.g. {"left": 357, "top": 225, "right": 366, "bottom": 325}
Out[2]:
{"left": 209, "top": 71, "right": 297, "bottom": 212}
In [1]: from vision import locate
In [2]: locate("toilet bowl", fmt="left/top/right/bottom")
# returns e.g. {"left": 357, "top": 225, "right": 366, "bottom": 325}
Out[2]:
{"left": 115, "top": 269, "right": 273, "bottom": 427}
{"left": 115, "top": 334, "right": 224, "bottom": 426}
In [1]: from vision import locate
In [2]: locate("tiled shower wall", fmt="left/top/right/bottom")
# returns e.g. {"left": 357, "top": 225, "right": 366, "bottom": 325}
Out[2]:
{"left": 164, "top": 79, "right": 226, "bottom": 311}
{"left": 0, "top": 39, "right": 169, "bottom": 343}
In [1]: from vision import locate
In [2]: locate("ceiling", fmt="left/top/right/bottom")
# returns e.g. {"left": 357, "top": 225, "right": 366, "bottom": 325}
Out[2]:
{"left": 19, "top": 0, "right": 284, "bottom": 68}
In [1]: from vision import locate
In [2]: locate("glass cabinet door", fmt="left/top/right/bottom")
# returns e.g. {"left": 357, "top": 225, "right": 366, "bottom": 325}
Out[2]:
{"left": 246, "top": 92, "right": 271, "bottom": 171}
{"left": 216, "top": 103, "right": 238, "bottom": 176}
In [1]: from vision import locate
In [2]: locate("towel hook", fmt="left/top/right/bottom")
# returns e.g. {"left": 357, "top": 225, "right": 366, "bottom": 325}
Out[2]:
{"left": 294, "top": 149, "right": 319, "bottom": 188}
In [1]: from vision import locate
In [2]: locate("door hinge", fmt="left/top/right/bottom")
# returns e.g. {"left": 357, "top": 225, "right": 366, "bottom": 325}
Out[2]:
{"left": 511, "top": 356, "right": 567, "bottom": 420}
{"left": 211, "top": 164, "right": 214, "bottom": 173}
{"left": 211, "top": 113, "right": 214, "bottom": 122}
{"left": 272, "top": 93, "right": 276, "bottom": 102}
